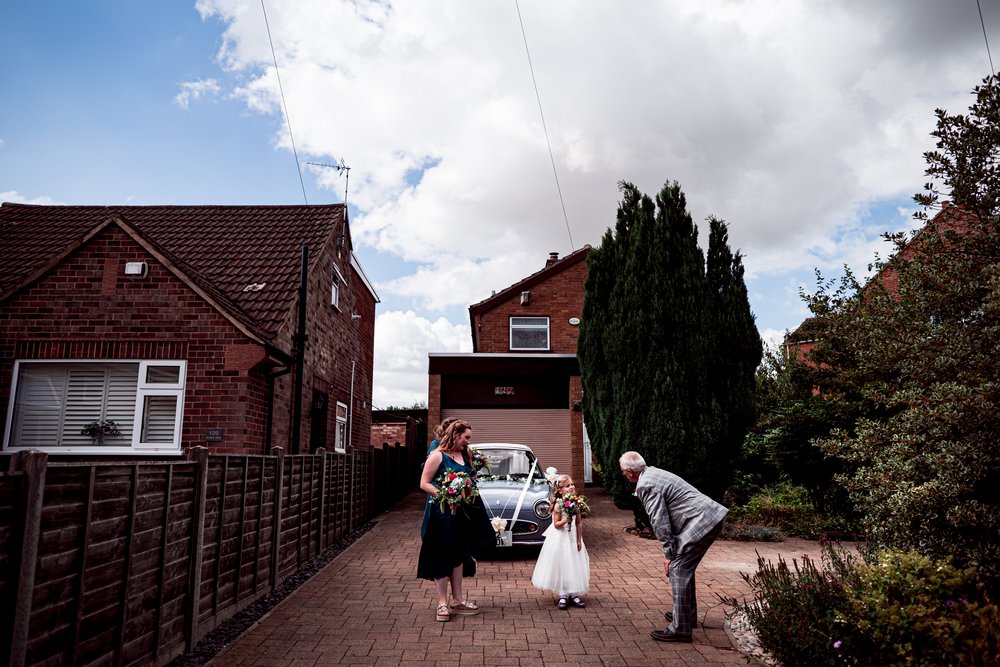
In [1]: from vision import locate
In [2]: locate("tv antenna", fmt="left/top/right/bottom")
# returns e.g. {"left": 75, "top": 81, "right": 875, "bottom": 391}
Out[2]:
{"left": 306, "top": 158, "right": 351, "bottom": 208}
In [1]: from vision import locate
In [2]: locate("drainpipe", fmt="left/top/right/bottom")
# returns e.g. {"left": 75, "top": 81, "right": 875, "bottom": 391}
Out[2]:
{"left": 290, "top": 244, "right": 309, "bottom": 454}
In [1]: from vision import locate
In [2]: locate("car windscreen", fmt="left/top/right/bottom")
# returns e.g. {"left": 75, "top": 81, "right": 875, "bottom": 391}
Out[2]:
{"left": 481, "top": 449, "right": 537, "bottom": 478}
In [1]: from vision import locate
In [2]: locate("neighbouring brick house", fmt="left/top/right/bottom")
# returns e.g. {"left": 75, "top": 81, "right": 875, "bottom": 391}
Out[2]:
{"left": 428, "top": 247, "right": 591, "bottom": 484}
{"left": 0, "top": 203, "right": 378, "bottom": 458}
{"left": 784, "top": 202, "right": 974, "bottom": 363}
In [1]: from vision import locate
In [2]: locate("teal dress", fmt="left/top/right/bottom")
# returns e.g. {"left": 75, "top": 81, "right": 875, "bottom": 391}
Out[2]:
{"left": 417, "top": 451, "right": 488, "bottom": 580}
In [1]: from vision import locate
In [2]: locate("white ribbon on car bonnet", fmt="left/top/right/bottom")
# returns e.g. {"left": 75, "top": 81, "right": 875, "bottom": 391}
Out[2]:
{"left": 507, "top": 457, "right": 538, "bottom": 533}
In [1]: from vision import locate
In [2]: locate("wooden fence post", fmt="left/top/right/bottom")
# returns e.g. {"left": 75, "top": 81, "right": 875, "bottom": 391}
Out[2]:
{"left": 8, "top": 449, "right": 47, "bottom": 667}
{"left": 185, "top": 446, "right": 209, "bottom": 651}
{"left": 315, "top": 448, "right": 327, "bottom": 553}
{"left": 347, "top": 448, "right": 355, "bottom": 534}
{"left": 270, "top": 447, "right": 285, "bottom": 591}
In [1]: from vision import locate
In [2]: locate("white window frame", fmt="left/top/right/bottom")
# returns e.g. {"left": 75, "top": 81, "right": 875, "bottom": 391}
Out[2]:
{"left": 334, "top": 401, "right": 348, "bottom": 453}
{"left": 331, "top": 264, "right": 344, "bottom": 310}
{"left": 509, "top": 316, "right": 550, "bottom": 351}
{"left": 3, "top": 359, "right": 187, "bottom": 456}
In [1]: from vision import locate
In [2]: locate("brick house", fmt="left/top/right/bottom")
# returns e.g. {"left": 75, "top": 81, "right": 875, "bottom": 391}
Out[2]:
{"left": 428, "top": 247, "right": 591, "bottom": 483}
{"left": 0, "top": 203, "right": 378, "bottom": 458}
{"left": 784, "top": 202, "right": 974, "bottom": 363}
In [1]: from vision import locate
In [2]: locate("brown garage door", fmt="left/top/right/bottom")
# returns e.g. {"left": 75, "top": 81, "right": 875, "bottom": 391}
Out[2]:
{"left": 441, "top": 408, "right": 572, "bottom": 477}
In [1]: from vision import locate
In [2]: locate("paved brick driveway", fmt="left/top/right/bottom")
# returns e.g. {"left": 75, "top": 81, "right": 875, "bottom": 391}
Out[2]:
{"left": 211, "top": 487, "right": 825, "bottom": 666}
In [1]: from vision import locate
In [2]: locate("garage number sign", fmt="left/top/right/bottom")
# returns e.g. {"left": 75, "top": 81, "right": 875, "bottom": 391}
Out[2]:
{"left": 494, "top": 386, "right": 515, "bottom": 396}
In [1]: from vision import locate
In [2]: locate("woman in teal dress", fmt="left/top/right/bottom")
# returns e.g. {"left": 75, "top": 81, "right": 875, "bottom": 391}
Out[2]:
{"left": 417, "top": 419, "right": 485, "bottom": 621}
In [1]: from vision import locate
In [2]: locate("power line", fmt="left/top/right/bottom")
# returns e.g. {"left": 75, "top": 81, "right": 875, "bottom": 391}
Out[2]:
{"left": 513, "top": 0, "right": 575, "bottom": 251}
{"left": 261, "top": 0, "right": 309, "bottom": 204}
{"left": 978, "top": 0, "right": 995, "bottom": 76}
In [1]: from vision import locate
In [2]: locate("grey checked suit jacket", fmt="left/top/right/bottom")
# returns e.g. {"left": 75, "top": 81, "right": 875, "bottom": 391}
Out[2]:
{"left": 635, "top": 466, "right": 728, "bottom": 560}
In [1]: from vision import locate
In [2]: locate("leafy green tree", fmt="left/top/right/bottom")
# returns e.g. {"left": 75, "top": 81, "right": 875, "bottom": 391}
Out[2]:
{"left": 805, "top": 74, "right": 1000, "bottom": 589}
{"left": 579, "top": 180, "right": 762, "bottom": 504}
{"left": 737, "top": 345, "right": 847, "bottom": 512}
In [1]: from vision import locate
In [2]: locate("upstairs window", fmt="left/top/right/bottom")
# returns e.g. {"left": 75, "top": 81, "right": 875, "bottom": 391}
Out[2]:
{"left": 510, "top": 316, "right": 550, "bottom": 351}
{"left": 4, "top": 360, "right": 186, "bottom": 454}
{"left": 331, "top": 264, "right": 344, "bottom": 310}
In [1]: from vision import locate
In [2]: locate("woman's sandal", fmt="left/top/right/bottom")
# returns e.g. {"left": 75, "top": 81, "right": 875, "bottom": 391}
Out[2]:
{"left": 570, "top": 596, "right": 586, "bottom": 608}
{"left": 436, "top": 604, "right": 450, "bottom": 622}
{"left": 450, "top": 599, "right": 480, "bottom": 615}
{"left": 557, "top": 597, "right": 568, "bottom": 610}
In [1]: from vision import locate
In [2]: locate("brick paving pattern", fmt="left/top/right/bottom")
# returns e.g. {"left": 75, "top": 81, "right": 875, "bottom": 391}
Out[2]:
{"left": 211, "top": 487, "right": 825, "bottom": 666}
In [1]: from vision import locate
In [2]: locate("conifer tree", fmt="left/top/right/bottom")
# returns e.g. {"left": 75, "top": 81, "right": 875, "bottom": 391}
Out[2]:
{"left": 579, "top": 181, "right": 761, "bottom": 503}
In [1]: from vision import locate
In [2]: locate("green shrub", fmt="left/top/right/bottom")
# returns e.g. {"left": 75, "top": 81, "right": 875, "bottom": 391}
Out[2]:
{"left": 726, "top": 483, "right": 859, "bottom": 539}
{"left": 722, "top": 545, "right": 1000, "bottom": 666}
{"left": 836, "top": 550, "right": 1000, "bottom": 666}
{"left": 721, "top": 544, "right": 858, "bottom": 666}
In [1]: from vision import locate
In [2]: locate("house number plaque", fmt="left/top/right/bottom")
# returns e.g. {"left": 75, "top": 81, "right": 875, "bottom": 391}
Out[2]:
{"left": 494, "top": 386, "right": 515, "bottom": 396}
{"left": 205, "top": 428, "right": 223, "bottom": 442}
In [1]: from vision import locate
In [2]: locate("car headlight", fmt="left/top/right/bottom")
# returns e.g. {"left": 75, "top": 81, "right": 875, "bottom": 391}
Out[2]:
{"left": 533, "top": 498, "right": 550, "bottom": 519}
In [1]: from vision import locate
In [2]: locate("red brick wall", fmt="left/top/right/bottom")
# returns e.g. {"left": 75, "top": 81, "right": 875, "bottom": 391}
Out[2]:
{"left": 473, "top": 259, "right": 587, "bottom": 354}
{"left": 371, "top": 422, "right": 409, "bottom": 448}
{"left": 260, "top": 230, "right": 376, "bottom": 455}
{"left": 0, "top": 221, "right": 377, "bottom": 458}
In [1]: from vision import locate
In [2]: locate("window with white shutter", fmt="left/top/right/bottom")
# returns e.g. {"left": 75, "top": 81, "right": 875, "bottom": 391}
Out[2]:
{"left": 4, "top": 360, "right": 186, "bottom": 455}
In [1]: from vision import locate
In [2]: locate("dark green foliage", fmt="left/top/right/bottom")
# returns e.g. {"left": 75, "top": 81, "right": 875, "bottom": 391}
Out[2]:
{"left": 804, "top": 75, "right": 1000, "bottom": 591}
{"left": 738, "top": 347, "right": 851, "bottom": 513}
{"left": 578, "top": 181, "right": 761, "bottom": 503}
{"left": 725, "top": 483, "right": 858, "bottom": 540}
{"left": 722, "top": 546, "right": 1000, "bottom": 667}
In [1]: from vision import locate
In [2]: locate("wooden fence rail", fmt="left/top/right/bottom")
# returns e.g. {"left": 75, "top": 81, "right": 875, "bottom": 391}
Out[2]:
{"left": 0, "top": 443, "right": 412, "bottom": 667}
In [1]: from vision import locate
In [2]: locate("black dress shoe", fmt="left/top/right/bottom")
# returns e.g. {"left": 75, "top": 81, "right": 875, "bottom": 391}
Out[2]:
{"left": 650, "top": 629, "right": 692, "bottom": 643}
{"left": 663, "top": 611, "right": 672, "bottom": 622}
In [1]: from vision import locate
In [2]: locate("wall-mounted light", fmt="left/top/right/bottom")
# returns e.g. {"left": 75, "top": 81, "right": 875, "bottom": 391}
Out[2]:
{"left": 520, "top": 290, "right": 531, "bottom": 306}
{"left": 124, "top": 262, "right": 148, "bottom": 278}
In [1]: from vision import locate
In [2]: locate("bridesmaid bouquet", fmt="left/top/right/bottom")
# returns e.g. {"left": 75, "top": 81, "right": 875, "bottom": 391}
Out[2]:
{"left": 434, "top": 471, "right": 479, "bottom": 513}
{"left": 559, "top": 493, "right": 591, "bottom": 521}
{"left": 469, "top": 447, "right": 491, "bottom": 475}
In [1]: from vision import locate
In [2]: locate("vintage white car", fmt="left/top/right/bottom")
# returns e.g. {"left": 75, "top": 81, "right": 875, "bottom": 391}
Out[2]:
{"left": 473, "top": 443, "right": 554, "bottom": 547}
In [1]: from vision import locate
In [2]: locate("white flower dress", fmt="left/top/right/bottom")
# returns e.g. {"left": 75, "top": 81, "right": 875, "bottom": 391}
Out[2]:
{"left": 531, "top": 514, "right": 590, "bottom": 597}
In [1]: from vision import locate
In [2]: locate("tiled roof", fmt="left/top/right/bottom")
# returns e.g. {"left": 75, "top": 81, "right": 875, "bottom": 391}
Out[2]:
{"left": 0, "top": 203, "right": 345, "bottom": 341}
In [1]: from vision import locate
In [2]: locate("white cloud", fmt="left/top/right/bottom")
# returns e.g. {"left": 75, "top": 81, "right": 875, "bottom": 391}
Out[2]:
{"left": 174, "top": 78, "right": 222, "bottom": 109}
{"left": 372, "top": 310, "right": 471, "bottom": 407}
{"left": 0, "top": 191, "right": 60, "bottom": 205}
{"left": 191, "top": 0, "right": 997, "bottom": 403}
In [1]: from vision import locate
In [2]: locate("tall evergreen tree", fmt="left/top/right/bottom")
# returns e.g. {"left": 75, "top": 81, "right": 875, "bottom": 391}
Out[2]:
{"left": 579, "top": 181, "right": 762, "bottom": 503}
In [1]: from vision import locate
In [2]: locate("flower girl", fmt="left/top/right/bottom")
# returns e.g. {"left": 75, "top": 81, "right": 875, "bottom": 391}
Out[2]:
{"left": 531, "top": 474, "right": 590, "bottom": 609}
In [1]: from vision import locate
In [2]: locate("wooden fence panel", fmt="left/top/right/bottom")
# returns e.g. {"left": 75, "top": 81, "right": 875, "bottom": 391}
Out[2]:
{"left": 3, "top": 443, "right": 412, "bottom": 667}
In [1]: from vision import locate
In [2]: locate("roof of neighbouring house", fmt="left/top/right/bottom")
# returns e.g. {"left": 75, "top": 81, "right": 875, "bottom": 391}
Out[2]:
{"left": 783, "top": 202, "right": 980, "bottom": 347}
{"left": 468, "top": 245, "right": 591, "bottom": 316}
{"left": 0, "top": 202, "right": 348, "bottom": 343}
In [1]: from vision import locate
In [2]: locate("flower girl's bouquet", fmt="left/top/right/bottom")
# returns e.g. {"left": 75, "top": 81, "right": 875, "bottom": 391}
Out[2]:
{"left": 434, "top": 471, "right": 479, "bottom": 514}
{"left": 559, "top": 493, "right": 592, "bottom": 522}
{"left": 468, "top": 447, "right": 491, "bottom": 475}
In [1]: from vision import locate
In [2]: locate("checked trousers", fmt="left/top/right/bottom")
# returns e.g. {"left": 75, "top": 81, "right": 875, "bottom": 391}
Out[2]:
{"left": 667, "top": 519, "right": 725, "bottom": 635}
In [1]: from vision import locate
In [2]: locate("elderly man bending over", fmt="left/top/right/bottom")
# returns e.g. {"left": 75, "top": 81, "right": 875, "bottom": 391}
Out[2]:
{"left": 619, "top": 451, "right": 728, "bottom": 643}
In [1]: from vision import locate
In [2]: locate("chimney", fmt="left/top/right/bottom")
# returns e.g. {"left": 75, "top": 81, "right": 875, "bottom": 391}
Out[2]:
{"left": 546, "top": 251, "right": 559, "bottom": 267}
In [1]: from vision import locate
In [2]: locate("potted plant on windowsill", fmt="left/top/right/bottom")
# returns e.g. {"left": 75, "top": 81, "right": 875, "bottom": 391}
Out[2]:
{"left": 81, "top": 419, "right": 121, "bottom": 445}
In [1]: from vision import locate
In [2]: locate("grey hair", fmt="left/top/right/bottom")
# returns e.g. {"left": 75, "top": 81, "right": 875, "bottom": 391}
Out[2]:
{"left": 619, "top": 451, "right": 646, "bottom": 473}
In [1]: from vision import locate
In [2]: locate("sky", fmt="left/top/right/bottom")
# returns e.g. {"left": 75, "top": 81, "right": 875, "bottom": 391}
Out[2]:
{"left": 2, "top": 1, "right": 997, "bottom": 409}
